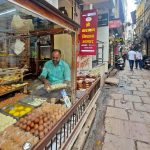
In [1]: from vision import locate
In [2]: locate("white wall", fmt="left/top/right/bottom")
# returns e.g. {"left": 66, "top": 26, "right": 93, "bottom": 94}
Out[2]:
{"left": 45, "top": 0, "right": 58, "bottom": 9}
{"left": 97, "top": 26, "right": 109, "bottom": 72}
{"left": 54, "top": 34, "right": 72, "bottom": 67}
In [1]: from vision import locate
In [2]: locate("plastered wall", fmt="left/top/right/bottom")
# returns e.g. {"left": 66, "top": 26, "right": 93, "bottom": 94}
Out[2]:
{"left": 54, "top": 34, "right": 72, "bottom": 67}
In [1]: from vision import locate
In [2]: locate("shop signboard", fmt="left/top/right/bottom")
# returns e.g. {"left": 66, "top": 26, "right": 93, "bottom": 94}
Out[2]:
{"left": 115, "top": 37, "right": 124, "bottom": 43}
{"left": 109, "top": 19, "right": 122, "bottom": 29}
{"left": 98, "top": 13, "right": 108, "bottom": 27}
{"left": 80, "top": 9, "right": 98, "bottom": 55}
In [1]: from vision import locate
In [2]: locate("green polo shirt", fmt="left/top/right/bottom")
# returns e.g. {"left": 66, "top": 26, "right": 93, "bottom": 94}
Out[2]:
{"left": 40, "top": 60, "right": 71, "bottom": 85}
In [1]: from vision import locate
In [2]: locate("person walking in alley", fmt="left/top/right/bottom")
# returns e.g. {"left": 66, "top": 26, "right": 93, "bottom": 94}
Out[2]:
{"left": 122, "top": 52, "right": 127, "bottom": 66}
{"left": 128, "top": 46, "right": 136, "bottom": 71}
{"left": 135, "top": 50, "right": 143, "bottom": 70}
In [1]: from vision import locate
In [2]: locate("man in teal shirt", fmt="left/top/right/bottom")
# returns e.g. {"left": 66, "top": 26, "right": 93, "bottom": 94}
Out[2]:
{"left": 40, "top": 49, "right": 71, "bottom": 89}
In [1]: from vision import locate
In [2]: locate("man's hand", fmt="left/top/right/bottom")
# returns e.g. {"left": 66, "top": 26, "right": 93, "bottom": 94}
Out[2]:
{"left": 40, "top": 76, "right": 51, "bottom": 90}
{"left": 44, "top": 82, "right": 51, "bottom": 90}
{"left": 64, "top": 81, "right": 71, "bottom": 88}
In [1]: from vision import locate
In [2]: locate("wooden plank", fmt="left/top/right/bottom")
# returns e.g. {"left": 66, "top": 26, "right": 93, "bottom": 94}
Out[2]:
{"left": 72, "top": 106, "right": 96, "bottom": 150}
{"left": 30, "top": 28, "right": 68, "bottom": 36}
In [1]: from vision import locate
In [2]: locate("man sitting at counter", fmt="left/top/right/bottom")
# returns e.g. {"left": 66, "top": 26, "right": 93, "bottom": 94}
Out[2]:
{"left": 39, "top": 49, "right": 71, "bottom": 98}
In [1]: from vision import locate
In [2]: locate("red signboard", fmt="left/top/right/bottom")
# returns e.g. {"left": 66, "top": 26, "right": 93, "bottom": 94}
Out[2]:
{"left": 109, "top": 19, "right": 122, "bottom": 29}
{"left": 80, "top": 9, "right": 98, "bottom": 55}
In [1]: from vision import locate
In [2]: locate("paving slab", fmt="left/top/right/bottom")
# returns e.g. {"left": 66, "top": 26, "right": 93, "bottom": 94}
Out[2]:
{"left": 124, "top": 95, "right": 142, "bottom": 102}
{"left": 131, "top": 81, "right": 145, "bottom": 85}
{"left": 110, "top": 93, "right": 123, "bottom": 100}
{"left": 141, "top": 97, "right": 150, "bottom": 104}
{"left": 130, "top": 76, "right": 142, "bottom": 79}
{"left": 137, "top": 141, "right": 150, "bottom": 150}
{"left": 105, "top": 117, "right": 150, "bottom": 143}
{"left": 128, "top": 110, "right": 150, "bottom": 124}
{"left": 134, "top": 103, "right": 150, "bottom": 113}
{"left": 144, "top": 85, "right": 150, "bottom": 89}
{"left": 137, "top": 88, "right": 150, "bottom": 92}
{"left": 130, "top": 84, "right": 144, "bottom": 88}
{"left": 133, "top": 91, "right": 149, "bottom": 97}
{"left": 125, "top": 86, "right": 137, "bottom": 91}
{"left": 106, "top": 107, "right": 128, "bottom": 120}
{"left": 102, "top": 133, "right": 135, "bottom": 150}
{"left": 106, "top": 99, "right": 114, "bottom": 107}
{"left": 115, "top": 100, "right": 134, "bottom": 110}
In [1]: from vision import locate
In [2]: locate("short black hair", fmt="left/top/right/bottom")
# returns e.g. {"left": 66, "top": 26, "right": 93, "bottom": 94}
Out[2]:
{"left": 51, "top": 49, "right": 61, "bottom": 55}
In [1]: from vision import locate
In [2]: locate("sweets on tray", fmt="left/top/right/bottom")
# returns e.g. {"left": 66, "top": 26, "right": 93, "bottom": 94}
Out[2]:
{"left": 0, "top": 113, "right": 16, "bottom": 132}
{"left": 0, "top": 76, "right": 20, "bottom": 84}
{"left": 46, "top": 83, "right": 67, "bottom": 92}
{"left": 0, "top": 93, "right": 27, "bottom": 109}
{"left": 0, "top": 83, "right": 28, "bottom": 95}
{"left": 0, "top": 85, "right": 15, "bottom": 94}
{"left": 2, "top": 103, "right": 33, "bottom": 118}
{"left": 0, "top": 126, "right": 39, "bottom": 150}
{"left": 40, "top": 102, "right": 68, "bottom": 121}
{"left": 16, "top": 111, "right": 54, "bottom": 139}
{"left": 11, "top": 83, "right": 28, "bottom": 88}
{"left": 16, "top": 102, "right": 68, "bottom": 139}
{"left": 21, "top": 96, "right": 47, "bottom": 107}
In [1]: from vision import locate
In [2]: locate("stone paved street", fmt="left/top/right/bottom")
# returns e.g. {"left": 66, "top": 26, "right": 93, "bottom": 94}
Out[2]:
{"left": 83, "top": 64, "right": 150, "bottom": 150}
{"left": 102, "top": 66, "right": 150, "bottom": 150}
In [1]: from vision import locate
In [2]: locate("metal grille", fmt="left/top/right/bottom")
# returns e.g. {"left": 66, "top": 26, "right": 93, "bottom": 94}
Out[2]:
{"left": 33, "top": 77, "right": 101, "bottom": 150}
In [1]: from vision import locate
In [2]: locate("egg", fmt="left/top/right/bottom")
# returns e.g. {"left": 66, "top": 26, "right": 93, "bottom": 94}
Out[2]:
{"left": 30, "top": 129, "right": 35, "bottom": 134}
{"left": 26, "top": 126, "right": 31, "bottom": 131}
{"left": 22, "top": 124, "right": 27, "bottom": 130}
{"left": 34, "top": 124, "right": 39, "bottom": 130}
{"left": 19, "top": 123, "right": 23, "bottom": 128}
{"left": 43, "top": 117, "right": 48, "bottom": 123}
{"left": 39, "top": 132, "right": 44, "bottom": 139}
{"left": 27, "top": 120, "right": 31, "bottom": 126}
{"left": 34, "top": 130, "right": 39, "bottom": 136}
{"left": 39, "top": 116, "right": 43, "bottom": 120}
{"left": 15, "top": 122, "right": 20, "bottom": 126}
{"left": 30, "top": 122, "right": 34, "bottom": 128}
{"left": 39, "top": 120, "right": 44, "bottom": 125}
{"left": 19, "top": 118, "right": 24, "bottom": 123}
{"left": 38, "top": 125, "right": 44, "bottom": 132}
{"left": 34, "top": 118, "right": 39, "bottom": 124}
{"left": 43, "top": 123, "right": 47, "bottom": 127}
{"left": 22, "top": 119, "right": 27, "bottom": 124}
{"left": 44, "top": 128, "right": 48, "bottom": 134}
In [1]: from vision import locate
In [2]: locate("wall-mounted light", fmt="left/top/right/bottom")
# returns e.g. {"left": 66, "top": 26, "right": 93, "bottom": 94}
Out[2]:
{"left": 0, "top": 8, "right": 16, "bottom": 16}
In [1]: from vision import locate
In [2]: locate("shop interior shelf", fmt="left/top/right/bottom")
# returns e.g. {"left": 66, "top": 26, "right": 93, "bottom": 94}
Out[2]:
{"left": 0, "top": 83, "right": 28, "bottom": 97}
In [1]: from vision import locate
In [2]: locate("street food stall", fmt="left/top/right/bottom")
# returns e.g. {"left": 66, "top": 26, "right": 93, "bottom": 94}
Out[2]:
{"left": 0, "top": 0, "right": 101, "bottom": 149}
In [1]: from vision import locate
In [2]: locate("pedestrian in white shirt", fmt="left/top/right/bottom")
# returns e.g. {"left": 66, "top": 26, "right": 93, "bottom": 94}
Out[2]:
{"left": 135, "top": 50, "right": 143, "bottom": 70}
{"left": 128, "top": 48, "right": 136, "bottom": 71}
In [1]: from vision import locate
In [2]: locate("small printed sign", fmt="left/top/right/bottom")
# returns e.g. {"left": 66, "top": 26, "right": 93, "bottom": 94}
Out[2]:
{"left": 98, "top": 13, "right": 108, "bottom": 27}
{"left": 60, "top": 89, "right": 71, "bottom": 108}
{"left": 23, "top": 142, "right": 32, "bottom": 150}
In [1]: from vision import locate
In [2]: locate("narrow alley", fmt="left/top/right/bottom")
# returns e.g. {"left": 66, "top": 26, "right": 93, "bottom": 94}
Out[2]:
{"left": 84, "top": 64, "right": 150, "bottom": 150}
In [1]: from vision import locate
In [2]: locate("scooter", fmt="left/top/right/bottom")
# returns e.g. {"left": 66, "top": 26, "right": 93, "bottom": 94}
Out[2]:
{"left": 115, "top": 58, "right": 125, "bottom": 70}
{"left": 143, "top": 56, "right": 150, "bottom": 69}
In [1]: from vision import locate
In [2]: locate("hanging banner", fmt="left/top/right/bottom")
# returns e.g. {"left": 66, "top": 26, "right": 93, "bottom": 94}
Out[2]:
{"left": 109, "top": 19, "right": 122, "bottom": 29}
{"left": 80, "top": 9, "right": 98, "bottom": 55}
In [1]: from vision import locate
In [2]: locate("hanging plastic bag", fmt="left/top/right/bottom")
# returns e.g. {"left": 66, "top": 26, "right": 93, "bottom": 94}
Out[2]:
{"left": 11, "top": 15, "right": 25, "bottom": 29}
{"left": 14, "top": 39, "right": 25, "bottom": 55}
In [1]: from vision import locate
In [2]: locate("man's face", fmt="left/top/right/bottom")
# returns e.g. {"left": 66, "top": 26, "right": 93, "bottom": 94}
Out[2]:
{"left": 52, "top": 51, "right": 61, "bottom": 66}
